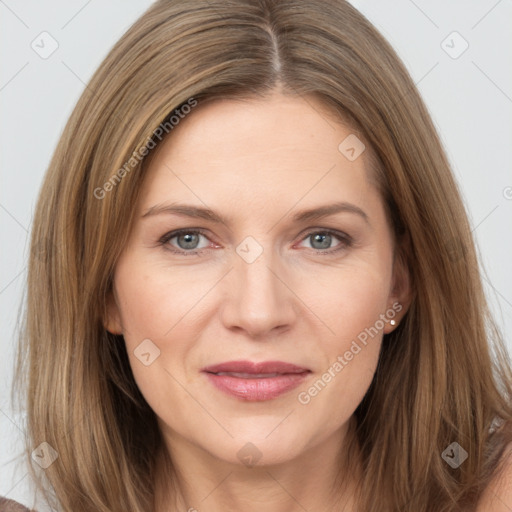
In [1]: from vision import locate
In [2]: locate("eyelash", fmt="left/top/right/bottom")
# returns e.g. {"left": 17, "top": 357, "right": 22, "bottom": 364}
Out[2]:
{"left": 158, "top": 228, "right": 353, "bottom": 256}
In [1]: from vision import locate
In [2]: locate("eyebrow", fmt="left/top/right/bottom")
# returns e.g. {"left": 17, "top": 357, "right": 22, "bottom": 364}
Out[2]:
{"left": 141, "top": 201, "right": 370, "bottom": 225}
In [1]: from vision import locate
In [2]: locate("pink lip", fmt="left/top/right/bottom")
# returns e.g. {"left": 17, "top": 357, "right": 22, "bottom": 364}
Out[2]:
{"left": 202, "top": 360, "right": 311, "bottom": 401}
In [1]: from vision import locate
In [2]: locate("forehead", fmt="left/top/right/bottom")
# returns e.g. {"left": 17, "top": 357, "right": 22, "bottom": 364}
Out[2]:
{"left": 139, "top": 93, "right": 381, "bottom": 218}
{"left": 150, "top": 93, "right": 365, "bottom": 164}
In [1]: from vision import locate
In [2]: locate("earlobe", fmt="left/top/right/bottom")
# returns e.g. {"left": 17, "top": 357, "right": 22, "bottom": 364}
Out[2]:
{"left": 103, "top": 289, "right": 123, "bottom": 335}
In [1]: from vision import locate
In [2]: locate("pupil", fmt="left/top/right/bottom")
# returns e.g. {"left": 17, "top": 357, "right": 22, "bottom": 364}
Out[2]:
{"left": 312, "top": 233, "right": 331, "bottom": 249}
{"left": 178, "top": 233, "right": 199, "bottom": 249}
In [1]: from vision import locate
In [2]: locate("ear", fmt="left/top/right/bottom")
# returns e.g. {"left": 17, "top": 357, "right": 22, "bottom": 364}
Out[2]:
{"left": 383, "top": 235, "right": 413, "bottom": 335}
{"left": 103, "top": 288, "right": 123, "bottom": 335}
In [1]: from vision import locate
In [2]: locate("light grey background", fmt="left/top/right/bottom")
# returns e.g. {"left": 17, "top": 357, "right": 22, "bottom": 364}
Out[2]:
{"left": 1, "top": 0, "right": 511, "bottom": 507}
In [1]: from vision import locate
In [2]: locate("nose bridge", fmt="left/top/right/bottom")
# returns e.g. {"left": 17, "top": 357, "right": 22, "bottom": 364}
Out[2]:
{"left": 221, "top": 236, "right": 295, "bottom": 336}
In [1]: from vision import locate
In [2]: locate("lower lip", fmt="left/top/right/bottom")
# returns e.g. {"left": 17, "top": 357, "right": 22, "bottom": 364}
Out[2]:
{"left": 204, "top": 372, "right": 310, "bottom": 401}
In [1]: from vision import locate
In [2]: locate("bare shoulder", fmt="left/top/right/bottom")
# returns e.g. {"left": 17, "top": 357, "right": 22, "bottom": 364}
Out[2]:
{"left": 0, "top": 497, "right": 32, "bottom": 512}
{"left": 476, "top": 443, "right": 512, "bottom": 511}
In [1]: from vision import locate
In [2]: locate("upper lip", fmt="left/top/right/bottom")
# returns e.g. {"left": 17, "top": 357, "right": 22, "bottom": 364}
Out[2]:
{"left": 202, "top": 360, "right": 310, "bottom": 375}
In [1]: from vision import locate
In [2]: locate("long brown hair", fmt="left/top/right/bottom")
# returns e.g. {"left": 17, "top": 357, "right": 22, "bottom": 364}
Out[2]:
{"left": 16, "top": 0, "right": 512, "bottom": 510}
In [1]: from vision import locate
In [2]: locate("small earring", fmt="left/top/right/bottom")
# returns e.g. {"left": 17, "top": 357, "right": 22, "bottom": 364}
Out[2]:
{"left": 390, "top": 319, "right": 396, "bottom": 326}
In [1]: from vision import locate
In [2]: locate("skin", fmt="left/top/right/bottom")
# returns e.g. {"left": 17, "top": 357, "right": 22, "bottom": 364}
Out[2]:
{"left": 105, "top": 91, "right": 411, "bottom": 511}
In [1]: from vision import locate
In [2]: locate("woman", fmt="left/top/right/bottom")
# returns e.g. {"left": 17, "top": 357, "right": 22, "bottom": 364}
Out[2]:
{"left": 8, "top": 0, "right": 512, "bottom": 510}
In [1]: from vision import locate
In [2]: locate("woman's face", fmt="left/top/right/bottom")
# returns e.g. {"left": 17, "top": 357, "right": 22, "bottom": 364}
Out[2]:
{"left": 106, "top": 92, "right": 409, "bottom": 468}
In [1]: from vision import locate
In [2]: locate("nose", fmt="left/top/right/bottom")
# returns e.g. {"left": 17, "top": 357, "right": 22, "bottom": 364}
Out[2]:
{"left": 220, "top": 246, "right": 297, "bottom": 339}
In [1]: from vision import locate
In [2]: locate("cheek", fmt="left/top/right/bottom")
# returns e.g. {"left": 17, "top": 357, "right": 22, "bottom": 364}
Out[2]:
{"left": 111, "top": 265, "right": 196, "bottom": 413}
{"left": 112, "top": 260, "right": 214, "bottom": 390}
{"left": 304, "top": 259, "right": 392, "bottom": 341}
{"left": 113, "top": 259, "right": 206, "bottom": 344}
{"left": 295, "top": 263, "right": 391, "bottom": 419}
{"left": 328, "top": 273, "right": 387, "bottom": 375}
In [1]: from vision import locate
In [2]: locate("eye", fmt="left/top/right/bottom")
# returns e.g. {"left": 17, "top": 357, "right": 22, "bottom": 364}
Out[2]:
{"left": 297, "top": 230, "right": 352, "bottom": 253}
{"left": 159, "top": 228, "right": 352, "bottom": 256}
{"left": 160, "top": 229, "right": 212, "bottom": 253}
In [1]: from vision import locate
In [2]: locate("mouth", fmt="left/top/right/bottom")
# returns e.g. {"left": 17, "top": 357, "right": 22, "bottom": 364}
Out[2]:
{"left": 201, "top": 360, "right": 311, "bottom": 401}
